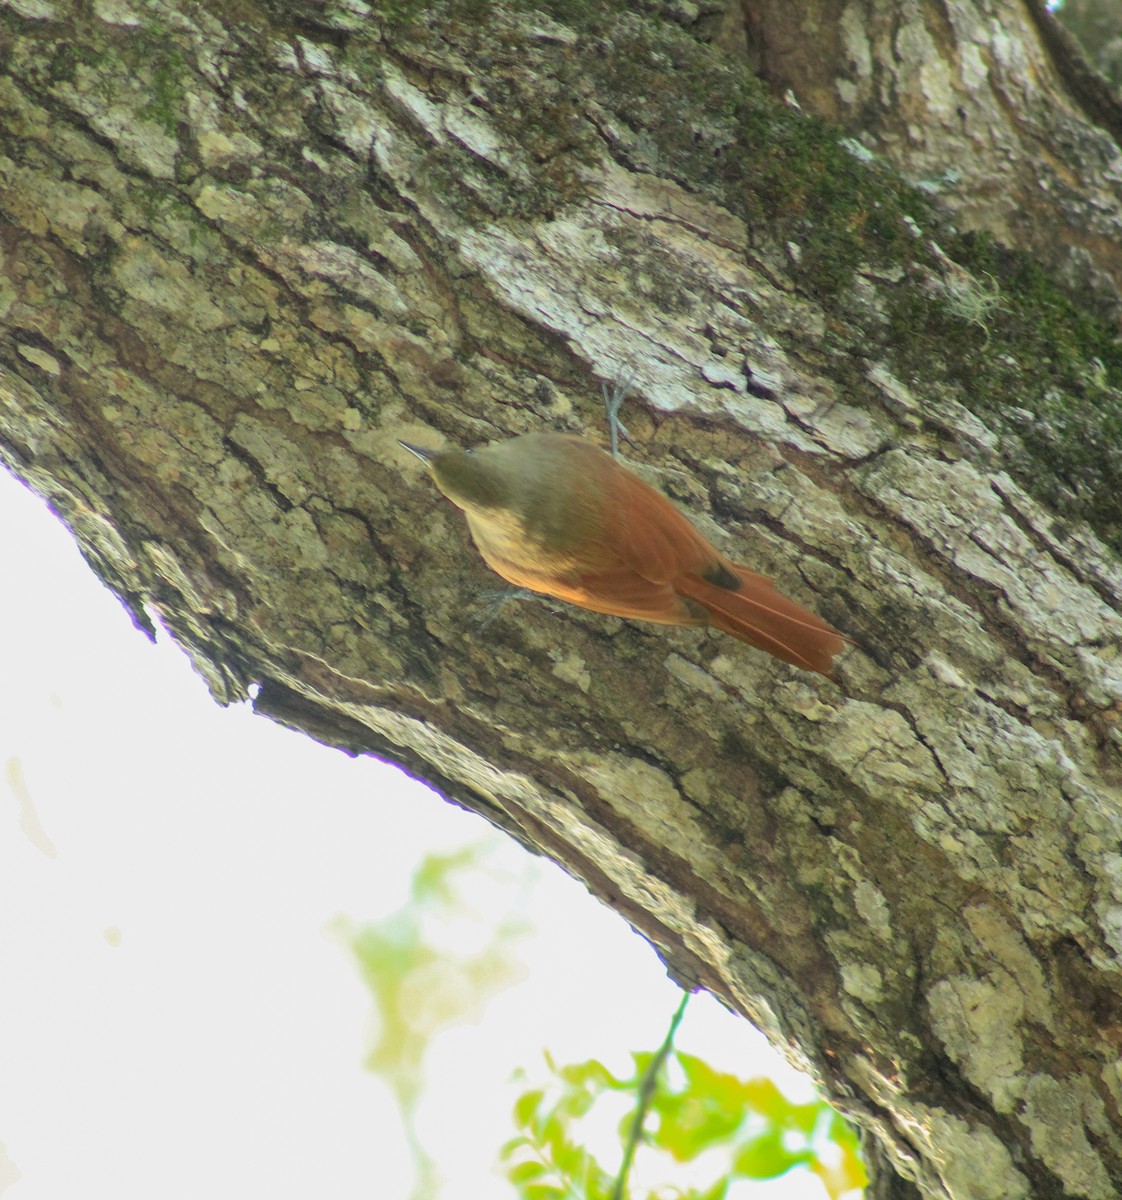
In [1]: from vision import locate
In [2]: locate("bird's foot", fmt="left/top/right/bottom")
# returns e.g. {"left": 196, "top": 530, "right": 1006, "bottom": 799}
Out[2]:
{"left": 476, "top": 586, "right": 535, "bottom": 628}
{"left": 600, "top": 371, "right": 638, "bottom": 458}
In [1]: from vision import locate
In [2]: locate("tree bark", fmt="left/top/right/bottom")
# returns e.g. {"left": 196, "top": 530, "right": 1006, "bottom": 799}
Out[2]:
{"left": 1057, "top": 0, "right": 1122, "bottom": 91}
{"left": 1, "top": 2, "right": 1121, "bottom": 1197}
{"left": 741, "top": 0, "right": 1122, "bottom": 307}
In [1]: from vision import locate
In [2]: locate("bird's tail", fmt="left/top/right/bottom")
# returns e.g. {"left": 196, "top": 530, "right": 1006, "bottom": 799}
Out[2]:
{"left": 677, "top": 565, "right": 851, "bottom": 677}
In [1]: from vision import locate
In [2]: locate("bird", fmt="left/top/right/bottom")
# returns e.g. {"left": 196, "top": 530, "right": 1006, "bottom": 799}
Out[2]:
{"left": 400, "top": 431, "right": 851, "bottom": 677}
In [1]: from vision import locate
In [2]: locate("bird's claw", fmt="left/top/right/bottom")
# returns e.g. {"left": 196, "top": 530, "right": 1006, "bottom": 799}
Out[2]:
{"left": 476, "top": 586, "right": 533, "bottom": 628}
{"left": 601, "top": 373, "right": 638, "bottom": 458}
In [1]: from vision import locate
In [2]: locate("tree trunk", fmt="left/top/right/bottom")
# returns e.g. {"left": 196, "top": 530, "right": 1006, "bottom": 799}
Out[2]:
{"left": 742, "top": 0, "right": 1122, "bottom": 306}
{"left": 1, "top": 2, "right": 1120, "bottom": 1196}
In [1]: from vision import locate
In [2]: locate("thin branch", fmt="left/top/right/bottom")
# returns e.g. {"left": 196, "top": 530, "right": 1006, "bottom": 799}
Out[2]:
{"left": 611, "top": 990, "right": 691, "bottom": 1200}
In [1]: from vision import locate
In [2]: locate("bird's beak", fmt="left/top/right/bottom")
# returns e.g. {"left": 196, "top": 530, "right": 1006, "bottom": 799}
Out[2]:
{"left": 398, "top": 441, "right": 435, "bottom": 464}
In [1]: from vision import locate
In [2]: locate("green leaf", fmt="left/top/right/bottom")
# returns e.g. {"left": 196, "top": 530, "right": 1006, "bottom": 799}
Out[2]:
{"left": 500, "top": 1135, "right": 531, "bottom": 1160}
{"left": 506, "top": 1037, "right": 866, "bottom": 1200}
{"left": 536, "top": 1110, "right": 569, "bottom": 1152}
{"left": 550, "top": 1139, "right": 587, "bottom": 1178}
{"left": 788, "top": 1099, "right": 825, "bottom": 1134}
{"left": 648, "top": 1093, "right": 742, "bottom": 1162}
{"left": 513, "top": 1089, "right": 545, "bottom": 1129}
{"left": 559, "top": 1058, "right": 619, "bottom": 1089}
{"left": 738, "top": 1076, "right": 790, "bottom": 1122}
{"left": 507, "top": 1159, "right": 549, "bottom": 1184}
{"left": 518, "top": 1184, "right": 568, "bottom": 1200}
{"left": 642, "top": 1053, "right": 753, "bottom": 1161}
{"left": 732, "top": 1131, "right": 813, "bottom": 1180}
{"left": 560, "top": 1089, "right": 596, "bottom": 1120}
{"left": 696, "top": 1178, "right": 731, "bottom": 1200}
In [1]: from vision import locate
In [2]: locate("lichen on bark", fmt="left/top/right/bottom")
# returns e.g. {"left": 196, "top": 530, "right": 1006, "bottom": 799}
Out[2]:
{"left": 1, "top": 1, "right": 1121, "bottom": 1196}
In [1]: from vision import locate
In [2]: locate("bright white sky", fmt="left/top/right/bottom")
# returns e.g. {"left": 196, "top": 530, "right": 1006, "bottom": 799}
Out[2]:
{"left": 0, "top": 465, "right": 836, "bottom": 1200}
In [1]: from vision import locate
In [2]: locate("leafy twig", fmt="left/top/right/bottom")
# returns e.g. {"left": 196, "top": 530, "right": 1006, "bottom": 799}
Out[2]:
{"left": 610, "top": 991, "right": 691, "bottom": 1200}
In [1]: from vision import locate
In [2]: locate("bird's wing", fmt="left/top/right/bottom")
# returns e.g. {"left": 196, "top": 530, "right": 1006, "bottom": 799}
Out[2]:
{"left": 598, "top": 456, "right": 851, "bottom": 674}
{"left": 597, "top": 463, "right": 720, "bottom": 585}
{"left": 488, "top": 555, "right": 706, "bottom": 626}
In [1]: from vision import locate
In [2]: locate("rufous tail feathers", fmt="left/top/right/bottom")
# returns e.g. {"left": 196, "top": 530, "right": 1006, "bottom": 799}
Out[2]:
{"left": 677, "top": 566, "right": 851, "bottom": 677}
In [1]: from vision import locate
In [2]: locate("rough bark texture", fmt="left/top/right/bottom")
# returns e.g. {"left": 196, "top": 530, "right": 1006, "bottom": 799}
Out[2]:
{"left": 1, "top": 2, "right": 1121, "bottom": 1197}
{"left": 741, "top": 0, "right": 1122, "bottom": 308}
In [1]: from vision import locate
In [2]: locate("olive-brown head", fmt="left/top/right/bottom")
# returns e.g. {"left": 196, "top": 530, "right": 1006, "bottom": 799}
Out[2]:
{"left": 399, "top": 441, "right": 511, "bottom": 511}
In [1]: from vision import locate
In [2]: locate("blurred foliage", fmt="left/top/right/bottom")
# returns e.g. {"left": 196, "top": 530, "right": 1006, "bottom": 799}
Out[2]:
{"left": 502, "top": 1038, "right": 865, "bottom": 1200}
{"left": 338, "top": 845, "right": 864, "bottom": 1200}
{"left": 335, "top": 842, "right": 534, "bottom": 1200}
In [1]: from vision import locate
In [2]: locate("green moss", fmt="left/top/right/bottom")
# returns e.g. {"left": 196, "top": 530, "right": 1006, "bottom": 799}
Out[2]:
{"left": 567, "top": 14, "right": 1122, "bottom": 549}
{"left": 140, "top": 46, "right": 188, "bottom": 136}
{"left": 878, "top": 232, "right": 1122, "bottom": 548}
{"left": 564, "top": 16, "right": 931, "bottom": 300}
{"left": 46, "top": 40, "right": 110, "bottom": 84}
